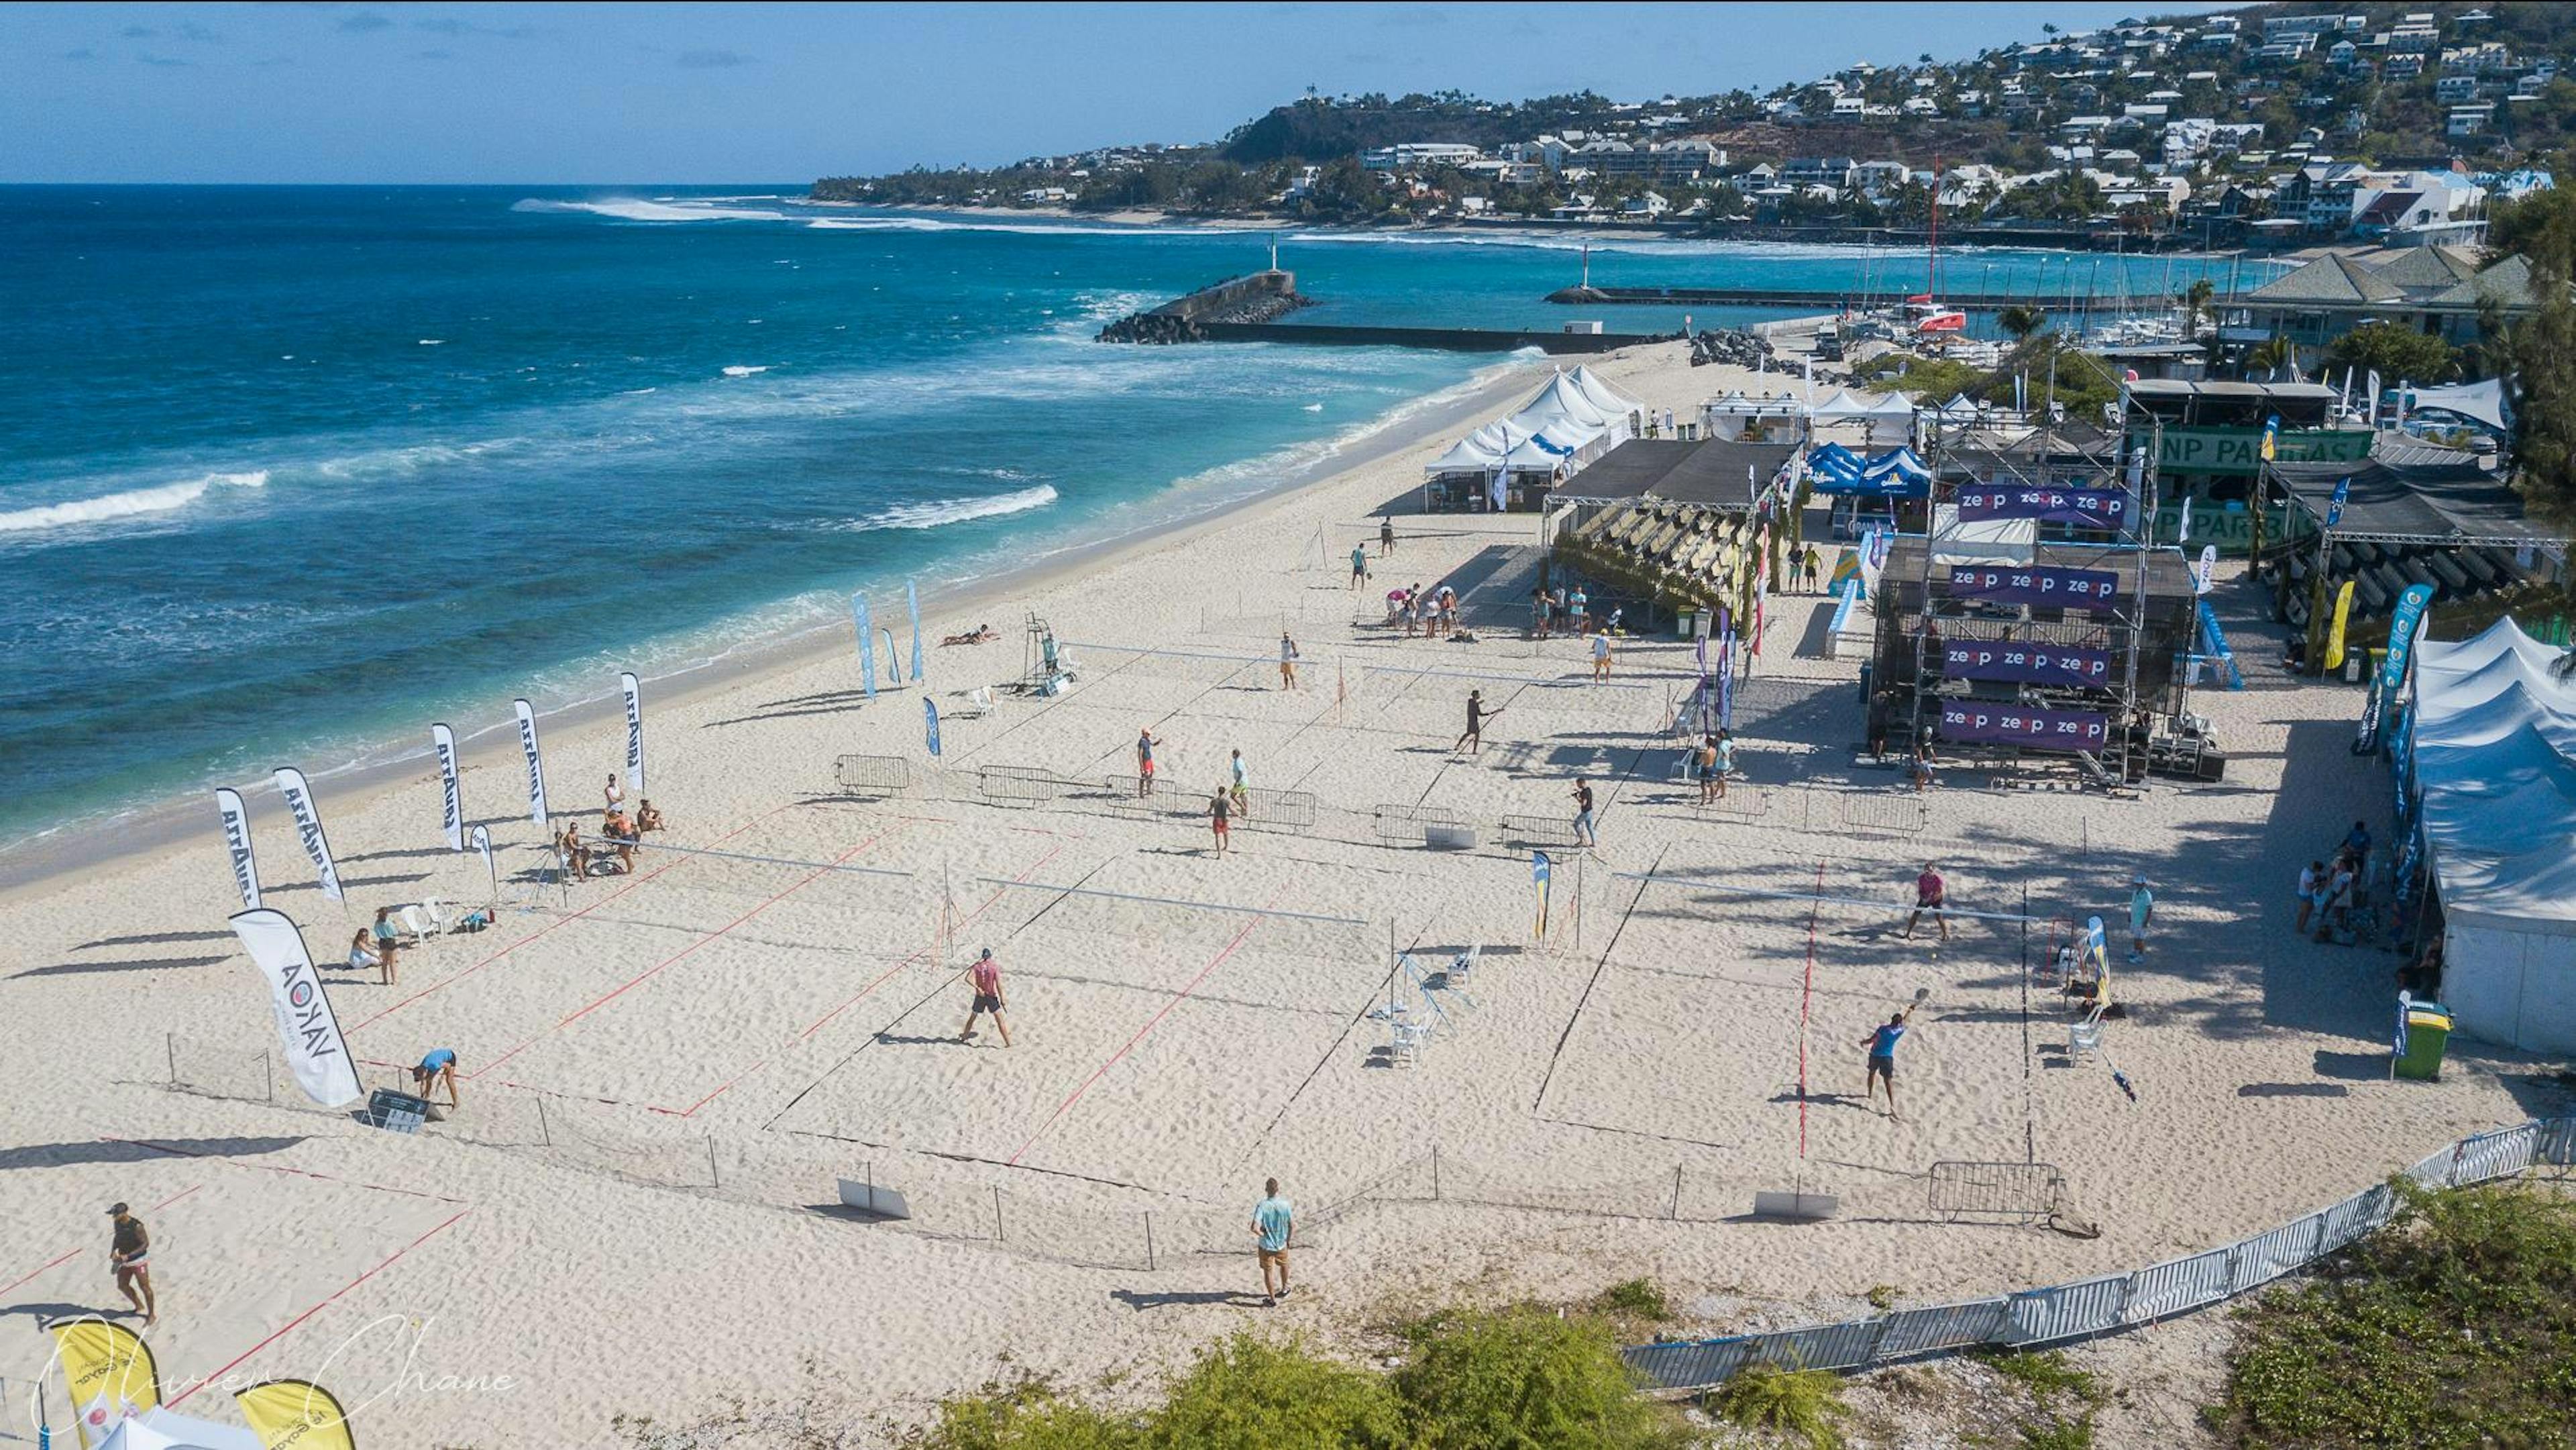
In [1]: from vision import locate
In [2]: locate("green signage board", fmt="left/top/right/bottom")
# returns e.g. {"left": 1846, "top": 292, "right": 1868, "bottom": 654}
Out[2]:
{"left": 2147, "top": 501, "right": 2310, "bottom": 556}
{"left": 2135, "top": 427, "right": 2374, "bottom": 477}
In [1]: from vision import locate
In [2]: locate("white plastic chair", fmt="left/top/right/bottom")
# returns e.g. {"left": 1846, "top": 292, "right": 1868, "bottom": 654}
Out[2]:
{"left": 2068, "top": 1009, "right": 2104, "bottom": 1063}
{"left": 398, "top": 905, "right": 437, "bottom": 941}
{"left": 1391, "top": 1019, "right": 1430, "bottom": 1067}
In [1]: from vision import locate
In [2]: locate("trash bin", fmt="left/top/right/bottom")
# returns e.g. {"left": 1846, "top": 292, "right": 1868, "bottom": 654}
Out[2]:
{"left": 1676, "top": 607, "right": 1699, "bottom": 639}
{"left": 2393, "top": 997, "right": 2451, "bottom": 1081}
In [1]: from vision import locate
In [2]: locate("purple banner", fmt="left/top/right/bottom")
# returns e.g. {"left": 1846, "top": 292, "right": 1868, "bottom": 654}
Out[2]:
{"left": 1941, "top": 640, "right": 2114, "bottom": 687}
{"left": 1939, "top": 703, "right": 2111, "bottom": 752}
{"left": 1956, "top": 486, "right": 2131, "bottom": 530}
{"left": 1945, "top": 564, "right": 2121, "bottom": 611}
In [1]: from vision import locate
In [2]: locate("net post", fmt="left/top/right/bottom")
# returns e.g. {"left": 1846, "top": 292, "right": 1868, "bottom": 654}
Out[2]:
{"left": 264, "top": 1051, "right": 274, "bottom": 1102}
{"left": 1144, "top": 1210, "right": 1156, "bottom": 1271}
{"left": 1670, "top": 1164, "right": 1683, "bottom": 1221}
{"left": 706, "top": 1136, "right": 720, "bottom": 1190}
{"left": 167, "top": 1032, "right": 177, "bottom": 1086}
{"left": 993, "top": 1186, "right": 1006, "bottom": 1242}
{"left": 537, "top": 1094, "right": 551, "bottom": 1147}
{"left": 1432, "top": 1145, "right": 1442, "bottom": 1202}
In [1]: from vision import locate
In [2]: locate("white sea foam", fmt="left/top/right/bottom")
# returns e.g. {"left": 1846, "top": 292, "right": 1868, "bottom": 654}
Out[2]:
{"left": 721, "top": 364, "right": 771, "bottom": 377}
{"left": 512, "top": 197, "right": 788, "bottom": 223}
{"left": 813, "top": 483, "right": 1060, "bottom": 533}
{"left": 0, "top": 470, "right": 268, "bottom": 536}
{"left": 418, "top": 338, "right": 445, "bottom": 346}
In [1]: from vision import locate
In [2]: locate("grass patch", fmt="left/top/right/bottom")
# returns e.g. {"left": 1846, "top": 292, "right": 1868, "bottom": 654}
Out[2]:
{"left": 1595, "top": 1277, "right": 1672, "bottom": 1323}
{"left": 1977, "top": 1350, "right": 2102, "bottom": 1408}
{"left": 1703, "top": 1363, "right": 1851, "bottom": 1450}
{"left": 2208, "top": 1180, "right": 2576, "bottom": 1449}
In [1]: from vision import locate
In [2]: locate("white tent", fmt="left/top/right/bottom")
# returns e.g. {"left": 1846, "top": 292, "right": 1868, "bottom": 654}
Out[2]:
{"left": 1565, "top": 365, "right": 1643, "bottom": 425}
{"left": 2409, "top": 618, "right": 2576, "bottom": 1053}
{"left": 2400, "top": 378, "right": 2512, "bottom": 435}
{"left": 95, "top": 1408, "right": 262, "bottom": 1450}
{"left": 1929, "top": 505, "right": 2037, "bottom": 566}
{"left": 1809, "top": 390, "right": 1915, "bottom": 423}
{"left": 1425, "top": 425, "right": 1509, "bottom": 476}
{"left": 1509, "top": 372, "right": 1621, "bottom": 440}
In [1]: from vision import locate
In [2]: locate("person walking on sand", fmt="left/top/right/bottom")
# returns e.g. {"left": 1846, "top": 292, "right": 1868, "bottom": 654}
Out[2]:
{"left": 1278, "top": 631, "right": 1299, "bottom": 690}
{"left": 1209, "top": 786, "right": 1233, "bottom": 855}
{"left": 1349, "top": 543, "right": 1368, "bottom": 589}
{"left": 107, "top": 1202, "right": 156, "bottom": 1327}
{"left": 2127, "top": 875, "right": 2154, "bottom": 964}
{"left": 1901, "top": 862, "right": 1950, "bottom": 943}
{"left": 1570, "top": 777, "right": 1597, "bottom": 847}
{"left": 1803, "top": 543, "right": 1822, "bottom": 594}
{"left": 959, "top": 947, "right": 1012, "bottom": 1047}
{"left": 1454, "top": 690, "right": 1495, "bottom": 756}
{"left": 1590, "top": 630, "right": 1613, "bottom": 682}
{"left": 1531, "top": 586, "right": 1552, "bottom": 640}
{"left": 1860, "top": 1004, "right": 1917, "bottom": 1122}
{"left": 1251, "top": 1178, "right": 1293, "bottom": 1306}
{"left": 1135, "top": 729, "right": 1161, "bottom": 798}
{"left": 1379, "top": 516, "right": 1395, "bottom": 557}
{"left": 1228, "top": 748, "right": 1251, "bottom": 820}
{"left": 2295, "top": 858, "right": 2324, "bottom": 934}
{"left": 411, "top": 1046, "right": 461, "bottom": 1108}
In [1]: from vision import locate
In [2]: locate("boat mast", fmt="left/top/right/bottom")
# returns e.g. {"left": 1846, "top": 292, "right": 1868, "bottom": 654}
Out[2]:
{"left": 1927, "top": 159, "right": 1942, "bottom": 299}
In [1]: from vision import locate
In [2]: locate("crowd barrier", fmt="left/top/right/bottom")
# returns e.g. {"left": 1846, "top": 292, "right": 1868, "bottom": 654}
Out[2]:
{"left": 1621, "top": 1117, "right": 2576, "bottom": 1392}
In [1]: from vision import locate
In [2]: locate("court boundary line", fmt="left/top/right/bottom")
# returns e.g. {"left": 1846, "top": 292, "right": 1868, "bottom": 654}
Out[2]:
{"left": 0, "top": 1184, "right": 201, "bottom": 1299}
{"left": 166, "top": 1208, "right": 472, "bottom": 1406}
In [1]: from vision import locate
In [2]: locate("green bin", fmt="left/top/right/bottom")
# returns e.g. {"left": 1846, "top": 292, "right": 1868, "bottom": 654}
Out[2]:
{"left": 2394, "top": 1000, "right": 2451, "bottom": 1081}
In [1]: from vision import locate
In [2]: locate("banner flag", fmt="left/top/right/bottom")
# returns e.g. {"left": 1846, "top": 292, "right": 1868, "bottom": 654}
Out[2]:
{"left": 1938, "top": 703, "right": 2111, "bottom": 752}
{"left": 2259, "top": 413, "right": 2279, "bottom": 462}
{"left": 215, "top": 787, "right": 262, "bottom": 911}
{"left": 906, "top": 579, "right": 924, "bottom": 682}
{"left": 47, "top": 1316, "right": 162, "bottom": 1449}
{"left": 271, "top": 767, "right": 343, "bottom": 903}
{"left": 228, "top": 909, "right": 363, "bottom": 1108}
{"left": 472, "top": 825, "right": 496, "bottom": 909}
{"left": 2194, "top": 544, "right": 2218, "bottom": 595}
{"left": 2084, "top": 916, "right": 2112, "bottom": 1004}
{"left": 511, "top": 699, "right": 549, "bottom": 827}
{"left": 1531, "top": 850, "right": 1552, "bottom": 937}
{"left": 1955, "top": 486, "right": 2131, "bottom": 530}
{"left": 2176, "top": 496, "right": 2192, "bottom": 545}
{"left": 619, "top": 672, "right": 646, "bottom": 798}
{"left": 2326, "top": 474, "right": 2351, "bottom": 529}
{"left": 1941, "top": 640, "right": 2113, "bottom": 687}
{"left": 237, "top": 1379, "right": 360, "bottom": 1450}
{"left": 922, "top": 696, "right": 942, "bottom": 758}
{"left": 880, "top": 627, "right": 900, "bottom": 685}
{"left": 2379, "top": 583, "right": 2437, "bottom": 698}
{"left": 1945, "top": 564, "right": 2121, "bottom": 611}
{"left": 854, "top": 595, "right": 876, "bottom": 699}
{"left": 2366, "top": 370, "right": 2382, "bottom": 427}
{"left": 1717, "top": 620, "right": 1736, "bottom": 729}
{"left": 430, "top": 723, "right": 463, "bottom": 851}
{"left": 2322, "top": 580, "right": 2357, "bottom": 670}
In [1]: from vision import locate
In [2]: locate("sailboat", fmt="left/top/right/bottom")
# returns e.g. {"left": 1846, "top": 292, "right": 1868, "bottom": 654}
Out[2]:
{"left": 1907, "top": 162, "right": 1966, "bottom": 336}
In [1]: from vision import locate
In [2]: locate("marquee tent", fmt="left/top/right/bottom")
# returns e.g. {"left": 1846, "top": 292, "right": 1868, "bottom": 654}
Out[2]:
{"left": 1566, "top": 365, "right": 1644, "bottom": 425}
{"left": 1809, "top": 390, "right": 1917, "bottom": 423}
{"left": 1508, "top": 372, "right": 1623, "bottom": 448}
{"left": 2407, "top": 617, "right": 2576, "bottom": 1054}
{"left": 2399, "top": 378, "right": 2513, "bottom": 435}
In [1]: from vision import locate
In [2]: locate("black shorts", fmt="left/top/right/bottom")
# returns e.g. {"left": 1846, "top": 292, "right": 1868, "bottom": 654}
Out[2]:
{"left": 971, "top": 993, "right": 1003, "bottom": 1015}
{"left": 1867, "top": 1053, "right": 1896, "bottom": 1080}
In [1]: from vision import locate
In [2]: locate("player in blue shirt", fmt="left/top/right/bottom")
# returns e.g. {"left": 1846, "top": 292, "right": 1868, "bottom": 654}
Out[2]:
{"left": 1859, "top": 1004, "right": 1916, "bottom": 1122}
{"left": 1250, "top": 1178, "right": 1293, "bottom": 1306}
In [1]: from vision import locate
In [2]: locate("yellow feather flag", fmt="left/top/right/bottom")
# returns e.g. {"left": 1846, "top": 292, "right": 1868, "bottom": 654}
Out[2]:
{"left": 237, "top": 1379, "right": 358, "bottom": 1450}
{"left": 2322, "top": 580, "right": 2358, "bottom": 672}
{"left": 45, "top": 1317, "right": 160, "bottom": 1449}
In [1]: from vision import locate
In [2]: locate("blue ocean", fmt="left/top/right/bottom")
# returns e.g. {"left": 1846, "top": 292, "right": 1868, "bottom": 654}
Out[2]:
{"left": 0, "top": 186, "right": 2263, "bottom": 847}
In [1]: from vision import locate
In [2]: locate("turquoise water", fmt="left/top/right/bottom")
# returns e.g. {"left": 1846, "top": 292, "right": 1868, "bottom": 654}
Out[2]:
{"left": 0, "top": 186, "right": 2267, "bottom": 845}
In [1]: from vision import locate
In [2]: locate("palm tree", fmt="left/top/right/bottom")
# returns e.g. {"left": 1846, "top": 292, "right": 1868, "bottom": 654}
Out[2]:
{"left": 1997, "top": 305, "right": 2046, "bottom": 343}
{"left": 2246, "top": 335, "right": 2296, "bottom": 381}
{"left": 2180, "top": 278, "right": 2215, "bottom": 340}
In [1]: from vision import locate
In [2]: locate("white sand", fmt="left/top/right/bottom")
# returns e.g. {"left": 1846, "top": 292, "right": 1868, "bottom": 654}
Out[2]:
{"left": 0, "top": 341, "right": 2557, "bottom": 1447}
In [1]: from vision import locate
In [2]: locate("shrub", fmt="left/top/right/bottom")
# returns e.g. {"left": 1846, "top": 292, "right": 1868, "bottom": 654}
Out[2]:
{"left": 1703, "top": 1363, "right": 1850, "bottom": 1450}
{"left": 1393, "top": 1306, "right": 1686, "bottom": 1449}
{"left": 910, "top": 1374, "right": 1136, "bottom": 1450}
{"left": 1146, "top": 1334, "right": 1407, "bottom": 1449}
{"left": 2208, "top": 1182, "right": 2576, "bottom": 1448}
{"left": 1596, "top": 1278, "right": 1672, "bottom": 1323}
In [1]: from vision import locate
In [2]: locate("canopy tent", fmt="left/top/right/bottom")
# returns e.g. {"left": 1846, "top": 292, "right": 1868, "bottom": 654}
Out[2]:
{"left": 1509, "top": 372, "right": 1623, "bottom": 440}
{"left": 1566, "top": 365, "right": 1644, "bottom": 425}
{"left": 1808, "top": 444, "right": 1930, "bottom": 499}
{"left": 1701, "top": 389, "right": 1806, "bottom": 442}
{"left": 1426, "top": 417, "right": 1603, "bottom": 477}
{"left": 97, "top": 1408, "right": 263, "bottom": 1450}
{"left": 1929, "top": 505, "right": 2037, "bottom": 566}
{"left": 1424, "top": 426, "right": 1507, "bottom": 476}
{"left": 1810, "top": 390, "right": 1917, "bottom": 423}
{"left": 2399, "top": 377, "right": 2513, "bottom": 435}
{"left": 2408, "top": 617, "right": 2576, "bottom": 1054}
{"left": 1550, "top": 437, "right": 1799, "bottom": 508}
{"left": 2271, "top": 454, "right": 2558, "bottom": 548}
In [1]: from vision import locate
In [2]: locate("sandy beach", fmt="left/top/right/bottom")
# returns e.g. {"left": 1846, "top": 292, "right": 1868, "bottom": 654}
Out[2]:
{"left": 2, "top": 338, "right": 2561, "bottom": 1448}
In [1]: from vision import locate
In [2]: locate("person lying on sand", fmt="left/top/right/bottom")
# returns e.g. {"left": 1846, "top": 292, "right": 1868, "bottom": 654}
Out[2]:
{"left": 941, "top": 625, "right": 998, "bottom": 646}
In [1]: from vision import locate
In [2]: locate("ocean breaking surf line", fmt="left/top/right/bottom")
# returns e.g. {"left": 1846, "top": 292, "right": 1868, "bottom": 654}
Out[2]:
{"left": 0, "top": 470, "right": 268, "bottom": 536}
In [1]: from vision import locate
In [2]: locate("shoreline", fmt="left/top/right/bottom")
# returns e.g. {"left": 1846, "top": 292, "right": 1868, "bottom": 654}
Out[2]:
{"left": 0, "top": 352, "right": 1552, "bottom": 902}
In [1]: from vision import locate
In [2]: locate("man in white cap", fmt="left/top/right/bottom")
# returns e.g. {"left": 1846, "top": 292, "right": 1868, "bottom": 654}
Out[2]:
{"left": 2128, "top": 876, "right": 2154, "bottom": 964}
{"left": 959, "top": 947, "right": 1012, "bottom": 1047}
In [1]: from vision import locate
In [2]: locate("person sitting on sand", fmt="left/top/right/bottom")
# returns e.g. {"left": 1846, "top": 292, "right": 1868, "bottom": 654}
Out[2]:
{"left": 348, "top": 929, "right": 383, "bottom": 976}
{"left": 940, "top": 625, "right": 998, "bottom": 646}
{"left": 636, "top": 799, "right": 663, "bottom": 832}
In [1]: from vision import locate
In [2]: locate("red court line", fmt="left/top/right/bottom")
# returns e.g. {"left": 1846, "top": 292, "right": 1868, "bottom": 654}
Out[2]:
{"left": 345, "top": 806, "right": 792, "bottom": 1034}
{"left": 1004, "top": 899, "right": 1273, "bottom": 1166}
{"left": 663, "top": 840, "right": 1067, "bottom": 1119}
{"left": 0, "top": 1185, "right": 201, "bottom": 1300}
{"left": 167, "top": 1208, "right": 471, "bottom": 1406}
{"left": 107, "top": 1137, "right": 468, "bottom": 1205}
{"left": 468, "top": 825, "right": 899, "bottom": 1078}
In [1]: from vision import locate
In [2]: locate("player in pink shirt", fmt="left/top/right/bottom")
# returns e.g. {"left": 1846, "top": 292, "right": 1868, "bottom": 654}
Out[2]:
{"left": 958, "top": 946, "right": 1012, "bottom": 1047}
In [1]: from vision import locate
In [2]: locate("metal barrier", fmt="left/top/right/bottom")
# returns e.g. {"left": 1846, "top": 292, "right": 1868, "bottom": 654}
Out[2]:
{"left": 1238, "top": 786, "right": 1320, "bottom": 833}
{"left": 977, "top": 764, "right": 1083, "bottom": 807}
{"left": 1373, "top": 802, "right": 1461, "bottom": 844}
{"left": 1839, "top": 790, "right": 1929, "bottom": 836}
{"left": 1498, "top": 813, "right": 1582, "bottom": 848}
{"left": 1623, "top": 1116, "right": 2576, "bottom": 1391}
{"left": 1928, "top": 1161, "right": 2065, "bottom": 1224}
{"left": 833, "top": 754, "right": 912, "bottom": 795}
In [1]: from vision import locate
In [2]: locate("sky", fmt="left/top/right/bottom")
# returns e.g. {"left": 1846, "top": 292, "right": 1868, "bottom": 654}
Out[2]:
{"left": 3, "top": 1, "right": 2241, "bottom": 184}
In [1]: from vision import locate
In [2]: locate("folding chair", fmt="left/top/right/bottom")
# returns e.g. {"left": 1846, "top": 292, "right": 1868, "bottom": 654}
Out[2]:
{"left": 398, "top": 904, "right": 438, "bottom": 941}
{"left": 2068, "top": 1007, "right": 2104, "bottom": 1064}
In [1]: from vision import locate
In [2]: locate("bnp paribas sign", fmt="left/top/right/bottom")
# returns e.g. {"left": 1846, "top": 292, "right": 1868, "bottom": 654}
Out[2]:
{"left": 2135, "top": 426, "right": 2375, "bottom": 476}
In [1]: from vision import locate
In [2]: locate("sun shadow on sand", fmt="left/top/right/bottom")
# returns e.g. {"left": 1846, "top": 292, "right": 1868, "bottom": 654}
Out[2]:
{"left": 1110, "top": 1288, "right": 1270, "bottom": 1312}
{"left": 0, "top": 1137, "right": 305, "bottom": 1171}
{"left": 12, "top": 953, "right": 232, "bottom": 980}
{"left": 75, "top": 929, "right": 233, "bottom": 951}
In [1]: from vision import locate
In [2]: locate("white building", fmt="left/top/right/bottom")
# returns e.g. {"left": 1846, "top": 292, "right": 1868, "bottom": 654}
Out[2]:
{"left": 1358, "top": 142, "right": 1484, "bottom": 172}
